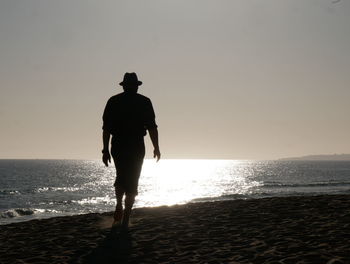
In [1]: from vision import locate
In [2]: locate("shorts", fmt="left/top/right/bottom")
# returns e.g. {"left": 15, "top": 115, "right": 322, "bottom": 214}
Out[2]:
{"left": 111, "top": 136, "right": 145, "bottom": 195}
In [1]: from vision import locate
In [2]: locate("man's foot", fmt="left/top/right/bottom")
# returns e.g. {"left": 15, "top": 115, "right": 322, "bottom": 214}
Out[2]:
{"left": 121, "top": 210, "right": 131, "bottom": 229}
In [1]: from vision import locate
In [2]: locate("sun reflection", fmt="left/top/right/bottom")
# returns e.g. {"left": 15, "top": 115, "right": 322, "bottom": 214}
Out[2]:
{"left": 136, "top": 159, "right": 261, "bottom": 207}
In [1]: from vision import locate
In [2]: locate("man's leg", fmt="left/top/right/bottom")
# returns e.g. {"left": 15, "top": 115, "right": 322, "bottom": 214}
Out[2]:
{"left": 122, "top": 194, "right": 135, "bottom": 228}
{"left": 113, "top": 187, "right": 125, "bottom": 224}
{"left": 112, "top": 151, "right": 126, "bottom": 225}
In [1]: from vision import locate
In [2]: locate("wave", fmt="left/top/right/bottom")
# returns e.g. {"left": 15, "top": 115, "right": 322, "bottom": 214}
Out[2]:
{"left": 35, "top": 186, "right": 81, "bottom": 193}
{"left": 1, "top": 208, "right": 35, "bottom": 218}
{"left": 0, "top": 189, "right": 21, "bottom": 195}
{"left": 190, "top": 187, "right": 350, "bottom": 204}
{"left": 262, "top": 181, "right": 350, "bottom": 188}
{"left": 190, "top": 193, "right": 251, "bottom": 203}
{"left": 0, "top": 186, "right": 81, "bottom": 196}
{"left": 0, "top": 208, "right": 64, "bottom": 219}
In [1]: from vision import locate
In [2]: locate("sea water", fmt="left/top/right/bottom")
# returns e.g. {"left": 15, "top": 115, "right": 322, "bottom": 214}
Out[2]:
{"left": 1, "top": 159, "right": 350, "bottom": 225}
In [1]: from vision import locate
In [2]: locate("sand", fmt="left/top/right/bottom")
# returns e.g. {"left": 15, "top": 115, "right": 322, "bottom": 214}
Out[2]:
{"left": 1, "top": 194, "right": 350, "bottom": 264}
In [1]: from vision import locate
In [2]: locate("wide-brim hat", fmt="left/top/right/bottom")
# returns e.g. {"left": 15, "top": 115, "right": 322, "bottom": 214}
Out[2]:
{"left": 119, "top": 72, "right": 142, "bottom": 86}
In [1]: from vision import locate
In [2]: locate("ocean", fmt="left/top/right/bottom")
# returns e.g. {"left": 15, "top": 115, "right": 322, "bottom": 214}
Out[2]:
{"left": 1, "top": 159, "right": 350, "bottom": 225}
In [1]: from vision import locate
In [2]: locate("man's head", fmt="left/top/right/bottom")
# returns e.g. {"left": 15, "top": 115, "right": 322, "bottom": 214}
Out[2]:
{"left": 119, "top": 72, "right": 142, "bottom": 93}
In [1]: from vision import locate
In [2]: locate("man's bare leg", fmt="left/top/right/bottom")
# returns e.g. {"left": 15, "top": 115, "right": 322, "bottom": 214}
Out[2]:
{"left": 113, "top": 187, "right": 125, "bottom": 225}
{"left": 122, "top": 194, "right": 135, "bottom": 228}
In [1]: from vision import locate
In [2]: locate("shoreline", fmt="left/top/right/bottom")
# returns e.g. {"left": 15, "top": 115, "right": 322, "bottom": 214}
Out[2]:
{"left": 1, "top": 194, "right": 350, "bottom": 263}
{"left": 2, "top": 192, "right": 348, "bottom": 226}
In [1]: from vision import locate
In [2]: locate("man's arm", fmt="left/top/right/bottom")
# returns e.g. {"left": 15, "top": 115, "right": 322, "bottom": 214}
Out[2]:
{"left": 102, "top": 130, "right": 111, "bottom": 166}
{"left": 148, "top": 127, "right": 161, "bottom": 161}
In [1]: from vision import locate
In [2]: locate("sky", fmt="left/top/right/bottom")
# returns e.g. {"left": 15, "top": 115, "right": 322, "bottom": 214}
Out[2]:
{"left": 0, "top": 0, "right": 349, "bottom": 160}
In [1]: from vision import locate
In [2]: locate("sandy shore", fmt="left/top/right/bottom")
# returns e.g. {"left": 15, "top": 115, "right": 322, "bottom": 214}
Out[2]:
{"left": 1, "top": 194, "right": 350, "bottom": 264}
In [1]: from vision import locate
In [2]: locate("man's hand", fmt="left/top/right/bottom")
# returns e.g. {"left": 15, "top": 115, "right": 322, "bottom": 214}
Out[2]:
{"left": 102, "top": 152, "right": 111, "bottom": 167}
{"left": 153, "top": 148, "right": 161, "bottom": 162}
{"left": 149, "top": 127, "right": 160, "bottom": 162}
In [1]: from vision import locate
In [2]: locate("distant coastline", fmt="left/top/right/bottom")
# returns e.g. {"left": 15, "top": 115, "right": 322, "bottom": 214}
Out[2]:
{"left": 280, "top": 154, "right": 350, "bottom": 161}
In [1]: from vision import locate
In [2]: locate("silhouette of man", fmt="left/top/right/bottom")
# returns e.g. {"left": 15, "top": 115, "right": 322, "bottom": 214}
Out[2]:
{"left": 102, "top": 72, "right": 160, "bottom": 228}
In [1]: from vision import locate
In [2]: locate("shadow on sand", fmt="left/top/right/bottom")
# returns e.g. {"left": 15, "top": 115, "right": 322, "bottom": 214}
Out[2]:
{"left": 84, "top": 226, "right": 132, "bottom": 264}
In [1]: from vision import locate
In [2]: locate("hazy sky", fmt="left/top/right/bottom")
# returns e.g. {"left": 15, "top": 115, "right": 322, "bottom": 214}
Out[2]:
{"left": 1, "top": 0, "right": 349, "bottom": 160}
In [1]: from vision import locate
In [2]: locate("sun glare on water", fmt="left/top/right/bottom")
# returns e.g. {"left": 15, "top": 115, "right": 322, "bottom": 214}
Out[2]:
{"left": 136, "top": 159, "right": 261, "bottom": 207}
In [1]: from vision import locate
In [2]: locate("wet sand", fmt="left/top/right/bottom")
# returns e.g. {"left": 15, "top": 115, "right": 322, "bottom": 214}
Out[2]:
{"left": 1, "top": 194, "right": 350, "bottom": 263}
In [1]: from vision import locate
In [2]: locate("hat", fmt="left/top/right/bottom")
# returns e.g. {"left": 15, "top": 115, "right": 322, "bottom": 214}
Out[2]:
{"left": 119, "top": 72, "right": 142, "bottom": 86}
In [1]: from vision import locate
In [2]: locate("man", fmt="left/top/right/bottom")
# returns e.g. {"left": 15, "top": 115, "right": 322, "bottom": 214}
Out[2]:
{"left": 102, "top": 72, "right": 160, "bottom": 228}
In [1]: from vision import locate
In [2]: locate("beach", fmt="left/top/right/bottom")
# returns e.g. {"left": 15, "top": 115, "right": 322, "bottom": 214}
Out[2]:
{"left": 1, "top": 194, "right": 349, "bottom": 264}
